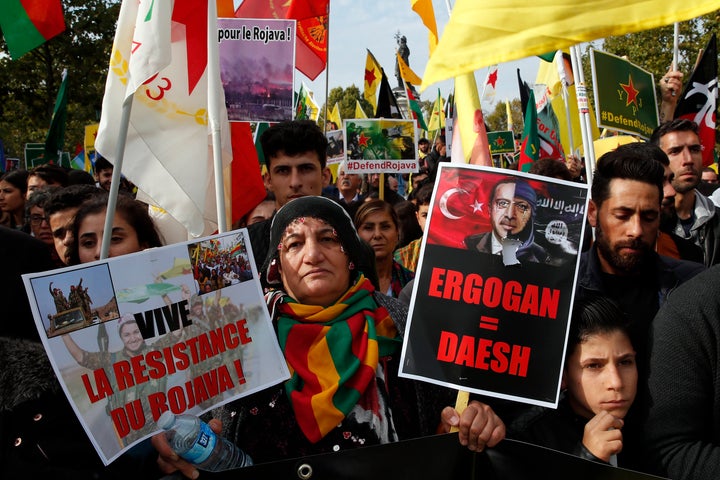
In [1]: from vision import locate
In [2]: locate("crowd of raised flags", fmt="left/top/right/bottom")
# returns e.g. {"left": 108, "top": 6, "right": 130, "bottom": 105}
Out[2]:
{"left": 0, "top": 0, "right": 718, "bottom": 237}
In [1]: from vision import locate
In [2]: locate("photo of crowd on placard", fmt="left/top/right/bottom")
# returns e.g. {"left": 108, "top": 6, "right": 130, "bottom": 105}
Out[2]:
{"left": 187, "top": 231, "right": 254, "bottom": 295}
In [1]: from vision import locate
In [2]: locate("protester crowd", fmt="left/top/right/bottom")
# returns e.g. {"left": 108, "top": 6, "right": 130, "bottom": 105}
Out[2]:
{"left": 2, "top": 64, "right": 720, "bottom": 480}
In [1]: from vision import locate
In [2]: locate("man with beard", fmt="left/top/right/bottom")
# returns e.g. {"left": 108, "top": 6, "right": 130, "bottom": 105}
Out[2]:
{"left": 650, "top": 119, "right": 720, "bottom": 266}
{"left": 654, "top": 146, "right": 705, "bottom": 263}
{"left": 576, "top": 142, "right": 704, "bottom": 473}
{"left": 464, "top": 178, "right": 549, "bottom": 265}
{"left": 577, "top": 142, "right": 704, "bottom": 356}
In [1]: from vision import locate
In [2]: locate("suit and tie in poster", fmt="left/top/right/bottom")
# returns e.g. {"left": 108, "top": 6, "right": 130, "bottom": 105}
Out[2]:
{"left": 400, "top": 164, "right": 588, "bottom": 407}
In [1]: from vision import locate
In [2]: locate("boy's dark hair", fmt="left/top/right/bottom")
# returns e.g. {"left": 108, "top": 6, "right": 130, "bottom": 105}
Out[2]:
{"left": 414, "top": 183, "right": 434, "bottom": 206}
{"left": 649, "top": 118, "right": 700, "bottom": 146}
{"left": 43, "top": 184, "right": 101, "bottom": 217}
{"left": 28, "top": 164, "right": 70, "bottom": 187}
{"left": 591, "top": 142, "right": 665, "bottom": 209}
{"left": 528, "top": 157, "right": 572, "bottom": 181}
{"left": 67, "top": 169, "right": 97, "bottom": 186}
{"left": 260, "top": 120, "right": 328, "bottom": 169}
{"left": 566, "top": 294, "right": 632, "bottom": 361}
{"left": 94, "top": 156, "right": 113, "bottom": 174}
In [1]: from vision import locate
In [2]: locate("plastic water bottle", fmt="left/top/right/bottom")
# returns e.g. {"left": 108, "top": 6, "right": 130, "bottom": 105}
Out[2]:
{"left": 157, "top": 411, "right": 253, "bottom": 471}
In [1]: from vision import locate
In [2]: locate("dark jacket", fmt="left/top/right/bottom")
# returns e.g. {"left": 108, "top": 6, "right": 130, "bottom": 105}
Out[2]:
{"left": 0, "top": 337, "right": 157, "bottom": 480}
{"left": 576, "top": 245, "right": 705, "bottom": 472}
{"left": 508, "top": 398, "right": 614, "bottom": 465}
{"left": 576, "top": 245, "right": 705, "bottom": 324}
{"left": 0, "top": 226, "right": 54, "bottom": 341}
{"left": 671, "top": 191, "right": 720, "bottom": 267}
{"left": 211, "top": 293, "right": 452, "bottom": 464}
{"left": 643, "top": 265, "right": 720, "bottom": 479}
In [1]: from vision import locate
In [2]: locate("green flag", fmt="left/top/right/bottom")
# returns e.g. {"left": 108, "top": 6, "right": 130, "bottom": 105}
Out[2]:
{"left": 487, "top": 130, "right": 515, "bottom": 154}
{"left": 518, "top": 88, "right": 539, "bottom": 173}
{"left": 44, "top": 69, "right": 68, "bottom": 162}
{"left": 590, "top": 49, "right": 658, "bottom": 139}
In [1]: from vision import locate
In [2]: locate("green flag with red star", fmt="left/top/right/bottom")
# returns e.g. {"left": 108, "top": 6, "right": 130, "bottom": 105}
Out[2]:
{"left": 590, "top": 49, "right": 658, "bottom": 139}
{"left": 487, "top": 130, "right": 515, "bottom": 154}
{"left": 518, "top": 88, "right": 539, "bottom": 172}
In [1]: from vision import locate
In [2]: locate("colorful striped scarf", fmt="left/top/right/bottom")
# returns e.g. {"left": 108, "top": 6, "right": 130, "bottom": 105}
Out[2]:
{"left": 276, "top": 275, "right": 401, "bottom": 443}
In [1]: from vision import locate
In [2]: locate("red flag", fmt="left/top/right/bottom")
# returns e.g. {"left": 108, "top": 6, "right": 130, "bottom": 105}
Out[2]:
{"left": 674, "top": 33, "right": 717, "bottom": 167}
{"left": 286, "top": 0, "right": 329, "bottom": 19}
{"left": 0, "top": 0, "right": 65, "bottom": 59}
{"left": 230, "top": 123, "right": 266, "bottom": 225}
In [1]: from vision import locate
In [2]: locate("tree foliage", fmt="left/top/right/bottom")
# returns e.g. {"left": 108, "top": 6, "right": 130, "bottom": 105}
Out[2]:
{"left": 318, "top": 84, "right": 374, "bottom": 126}
{"left": 0, "top": 0, "right": 120, "bottom": 159}
{"left": 581, "top": 14, "right": 719, "bottom": 114}
{"left": 485, "top": 98, "right": 524, "bottom": 136}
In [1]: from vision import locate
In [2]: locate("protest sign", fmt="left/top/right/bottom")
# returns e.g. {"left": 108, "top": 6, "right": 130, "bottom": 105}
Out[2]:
{"left": 400, "top": 164, "right": 588, "bottom": 407}
{"left": 218, "top": 18, "right": 295, "bottom": 122}
{"left": 591, "top": 49, "right": 658, "bottom": 139}
{"left": 325, "top": 128, "right": 345, "bottom": 165}
{"left": 487, "top": 130, "right": 515, "bottom": 155}
{"left": 22, "top": 229, "right": 289, "bottom": 465}
{"left": 343, "top": 118, "right": 419, "bottom": 174}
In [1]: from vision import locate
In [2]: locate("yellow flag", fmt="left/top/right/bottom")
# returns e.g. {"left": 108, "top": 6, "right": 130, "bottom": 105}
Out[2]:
{"left": 328, "top": 102, "right": 342, "bottom": 128}
{"left": 364, "top": 49, "right": 382, "bottom": 112}
{"left": 355, "top": 100, "right": 368, "bottom": 119}
{"left": 535, "top": 54, "right": 600, "bottom": 155}
{"left": 411, "top": 0, "right": 438, "bottom": 56}
{"left": 84, "top": 123, "right": 98, "bottom": 172}
{"left": 454, "top": 73, "right": 482, "bottom": 163}
{"left": 505, "top": 99, "right": 513, "bottom": 132}
{"left": 427, "top": 89, "right": 445, "bottom": 132}
{"left": 396, "top": 52, "right": 423, "bottom": 86}
{"left": 421, "top": 0, "right": 719, "bottom": 90}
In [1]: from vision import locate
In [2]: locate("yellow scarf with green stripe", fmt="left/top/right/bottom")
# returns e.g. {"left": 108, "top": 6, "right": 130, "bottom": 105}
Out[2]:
{"left": 276, "top": 275, "right": 401, "bottom": 443}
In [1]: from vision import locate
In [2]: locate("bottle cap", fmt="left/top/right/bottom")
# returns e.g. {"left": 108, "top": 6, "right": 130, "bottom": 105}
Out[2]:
{"left": 157, "top": 411, "right": 176, "bottom": 430}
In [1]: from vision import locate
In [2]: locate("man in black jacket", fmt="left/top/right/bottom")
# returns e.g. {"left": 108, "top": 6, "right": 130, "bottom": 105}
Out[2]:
{"left": 575, "top": 142, "right": 704, "bottom": 473}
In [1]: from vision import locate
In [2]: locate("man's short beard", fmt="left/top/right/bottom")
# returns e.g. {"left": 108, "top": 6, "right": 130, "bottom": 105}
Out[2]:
{"left": 595, "top": 221, "right": 652, "bottom": 274}
{"left": 671, "top": 176, "right": 700, "bottom": 194}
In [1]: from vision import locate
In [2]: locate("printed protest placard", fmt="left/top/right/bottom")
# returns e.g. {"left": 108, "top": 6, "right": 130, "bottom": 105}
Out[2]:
{"left": 487, "top": 130, "right": 515, "bottom": 155}
{"left": 325, "top": 128, "right": 345, "bottom": 165}
{"left": 218, "top": 18, "right": 295, "bottom": 122}
{"left": 343, "top": 118, "right": 419, "bottom": 174}
{"left": 23, "top": 229, "right": 289, "bottom": 465}
{"left": 400, "top": 164, "right": 588, "bottom": 407}
{"left": 591, "top": 49, "right": 658, "bottom": 139}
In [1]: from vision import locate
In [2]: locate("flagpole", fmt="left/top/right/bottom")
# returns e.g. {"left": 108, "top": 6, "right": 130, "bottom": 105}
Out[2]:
{"left": 323, "top": 1, "right": 331, "bottom": 132}
{"left": 673, "top": 23, "right": 679, "bottom": 70}
{"left": 570, "top": 45, "right": 595, "bottom": 187}
{"left": 100, "top": 97, "right": 133, "bottom": 260}
{"left": 208, "top": 0, "right": 227, "bottom": 233}
{"left": 555, "top": 51, "right": 575, "bottom": 155}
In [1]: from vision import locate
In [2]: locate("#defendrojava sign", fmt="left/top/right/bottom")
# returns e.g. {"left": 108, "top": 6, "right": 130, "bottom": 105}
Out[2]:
{"left": 400, "top": 164, "right": 588, "bottom": 407}
{"left": 591, "top": 49, "right": 659, "bottom": 139}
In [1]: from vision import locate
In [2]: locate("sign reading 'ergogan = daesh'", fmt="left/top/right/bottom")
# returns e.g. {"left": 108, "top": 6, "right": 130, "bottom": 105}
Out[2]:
{"left": 590, "top": 49, "right": 659, "bottom": 139}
